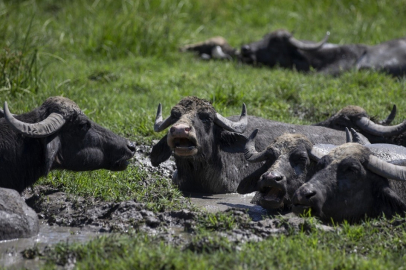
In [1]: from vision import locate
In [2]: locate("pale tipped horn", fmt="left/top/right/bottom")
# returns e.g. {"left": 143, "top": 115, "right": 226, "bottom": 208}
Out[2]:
{"left": 356, "top": 116, "right": 406, "bottom": 137}
{"left": 288, "top": 31, "right": 330, "bottom": 51}
{"left": 345, "top": 127, "right": 352, "bottom": 143}
{"left": 154, "top": 103, "right": 176, "bottom": 132}
{"left": 379, "top": 105, "right": 397, "bottom": 125}
{"left": 214, "top": 103, "right": 247, "bottom": 133}
{"left": 4, "top": 102, "right": 66, "bottom": 138}
{"left": 367, "top": 155, "right": 406, "bottom": 181}
{"left": 244, "top": 129, "right": 271, "bottom": 162}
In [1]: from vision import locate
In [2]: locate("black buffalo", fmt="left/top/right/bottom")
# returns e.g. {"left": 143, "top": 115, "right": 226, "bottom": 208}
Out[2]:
{"left": 0, "top": 96, "right": 136, "bottom": 193}
{"left": 240, "top": 30, "right": 406, "bottom": 76}
{"left": 292, "top": 143, "right": 406, "bottom": 222}
{"left": 237, "top": 131, "right": 320, "bottom": 211}
{"left": 150, "top": 96, "right": 353, "bottom": 194}
{"left": 181, "top": 30, "right": 406, "bottom": 76}
{"left": 314, "top": 105, "right": 406, "bottom": 146}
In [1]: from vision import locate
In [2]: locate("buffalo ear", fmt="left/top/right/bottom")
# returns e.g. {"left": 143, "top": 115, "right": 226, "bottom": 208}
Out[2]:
{"left": 237, "top": 163, "right": 269, "bottom": 194}
{"left": 44, "top": 136, "right": 61, "bottom": 175}
{"left": 220, "top": 131, "right": 247, "bottom": 153}
{"left": 150, "top": 135, "right": 172, "bottom": 167}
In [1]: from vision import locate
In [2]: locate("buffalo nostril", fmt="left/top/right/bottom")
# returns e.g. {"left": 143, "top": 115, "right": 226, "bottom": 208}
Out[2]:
{"left": 170, "top": 126, "right": 176, "bottom": 134}
{"left": 185, "top": 127, "right": 191, "bottom": 132}
{"left": 305, "top": 190, "right": 316, "bottom": 200}
{"left": 127, "top": 141, "right": 136, "bottom": 153}
{"left": 274, "top": 175, "right": 283, "bottom": 182}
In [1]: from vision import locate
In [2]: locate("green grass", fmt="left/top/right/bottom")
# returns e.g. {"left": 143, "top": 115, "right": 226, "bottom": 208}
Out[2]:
{"left": 41, "top": 217, "right": 406, "bottom": 269}
{"left": 2, "top": 0, "right": 406, "bottom": 268}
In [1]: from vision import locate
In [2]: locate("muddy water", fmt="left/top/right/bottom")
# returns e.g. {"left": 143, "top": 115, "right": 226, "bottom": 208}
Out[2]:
{"left": 0, "top": 223, "right": 105, "bottom": 269}
{"left": 188, "top": 192, "right": 267, "bottom": 221}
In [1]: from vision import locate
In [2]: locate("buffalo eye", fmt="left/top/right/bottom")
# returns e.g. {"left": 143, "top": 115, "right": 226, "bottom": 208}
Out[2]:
{"left": 171, "top": 108, "right": 181, "bottom": 119}
{"left": 290, "top": 152, "right": 308, "bottom": 166}
{"left": 339, "top": 158, "right": 362, "bottom": 176}
{"left": 198, "top": 113, "right": 212, "bottom": 124}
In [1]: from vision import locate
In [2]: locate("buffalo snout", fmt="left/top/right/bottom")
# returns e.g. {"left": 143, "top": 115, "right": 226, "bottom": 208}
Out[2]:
{"left": 170, "top": 123, "right": 192, "bottom": 137}
{"left": 292, "top": 184, "right": 318, "bottom": 216}
{"left": 259, "top": 171, "right": 285, "bottom": 190}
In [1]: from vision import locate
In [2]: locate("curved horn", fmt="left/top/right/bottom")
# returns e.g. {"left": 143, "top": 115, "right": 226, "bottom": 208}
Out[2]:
{"left": 345, "top": 127, "right": 352, "bottom": 143}
{"left": 378, "top": 105, "right": 397, "bottom": 125}
{"left": 4, "top": 102, "right": 65, "bottom": 138}
{"left": 154, "top": 103, "right": 176, "bottom": 132}
{"left": 244, "top": 129, "right": 270, "bottom": 163}
{"left": 288, "top": 31, "right": 330, "bottom": 51}
{"left": 355, "top": 116, "right": 406, "bottom": 137}
{"left": 214, "top": 103, "right": 247, "bottom": 133}
{"left": 367, "top": 155, "right": 406, "bottom": 181}
{"left": 349, "top": 128, "right": 370, "bottom": 145}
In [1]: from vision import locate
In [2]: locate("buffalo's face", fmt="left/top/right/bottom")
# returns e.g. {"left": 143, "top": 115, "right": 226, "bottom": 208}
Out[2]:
{"left": 292, "top": 153, "right": 374, "bottom": 222}
{"left": 238, "top": 132, "right": 313, "bottom": 211}
{"left": 257, "top": 147, "right": 311, "bottom": 210}
{"left": 240, "top": 31, "right": 293, "bottom": 68}
{"left": 56, "top": 114, "right": 135, "bottom": 171}
{"left": 167, "top": 106, "right": 215, "bottom": 158}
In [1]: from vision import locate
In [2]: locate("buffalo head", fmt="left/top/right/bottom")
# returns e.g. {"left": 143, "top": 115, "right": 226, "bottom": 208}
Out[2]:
{"left": 150, "top": 96, "right": 247, "bottom": 163}
{"left": 292, "top": 143, "right": 406, "bottom": 222}
{"left": 240, "top": 30, "right": 329, "bottom": 69}
{"left": 4, "top": 97, "right": 135, "bottom": 175}
{"left": 314, "top": 105, "right": 406, "bottom": 138}
{"left": 238, "top": 130, "right": 317, "bottom": 210}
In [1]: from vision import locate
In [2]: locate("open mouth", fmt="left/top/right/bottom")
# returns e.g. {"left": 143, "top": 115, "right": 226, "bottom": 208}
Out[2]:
{"left": 259, "top": 187, "right": 286, "bottom": 209}
{"left": 173, "top": 138, "right": 198, "bottom": 156}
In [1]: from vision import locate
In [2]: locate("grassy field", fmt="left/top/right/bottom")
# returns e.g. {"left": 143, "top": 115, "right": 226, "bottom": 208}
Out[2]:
{"left": 2, "top": 0, "right": 406, "bottom": 269}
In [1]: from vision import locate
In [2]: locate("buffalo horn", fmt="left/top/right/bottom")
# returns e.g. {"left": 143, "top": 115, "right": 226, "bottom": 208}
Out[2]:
{"left": 367, "top": 155, "right": 406, "bottom": 181}
{"left": 244, "top": 129, "right": 269, "bottom": 162}
{"left": 378, "top": 105, "right": 396, "bottom": 125}
{"left": 288, "top": 31, "right": 330, "bottom": 51}
{"left": 4, "top": 102, "right": 66, "bottom": 138}
{"left": 355, "top": 116, "right": 406, "bottom": 137}
{"left": 214, "top": 103, "right": 247, "bottom": 133}
{"left": 345, "top": 127, "right": 352, "bottom": 143}
{"left": 154, "top": 103, "right": 176, "bottom": 132}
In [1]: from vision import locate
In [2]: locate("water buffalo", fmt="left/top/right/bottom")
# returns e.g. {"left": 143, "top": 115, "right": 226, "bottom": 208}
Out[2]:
{"left": 237, "top": 130, "right": 318, "bottom": 210}
{"left": 0, "top": 96, "right": 136, "bottom": 193}
{"left": 181, "top": 30, "right": 406, "bottom": 76}
{"left": 240, "top": 30, "right": 406, "bottom": 76}
{"left": 292, "top": 143, "right": 406, "bottom": 222}
{"left": 150, "top": 96, "right": 353, "bottom": 194}
{"left": 314, "top": 105, "right": 406, "bottom": 146}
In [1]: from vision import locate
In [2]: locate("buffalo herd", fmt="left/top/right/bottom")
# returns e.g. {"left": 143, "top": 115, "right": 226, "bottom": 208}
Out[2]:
{"left": 2, "top": 33, "right": 406, "bottom": 240}
{"left": 2, "top": 96, "right": 406, "bottom": 240}
{"left": 180, "top": 30, "right": 406, "bottom": 76}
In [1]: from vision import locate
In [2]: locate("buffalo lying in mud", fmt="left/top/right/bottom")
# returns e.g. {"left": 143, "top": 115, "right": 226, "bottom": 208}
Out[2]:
{"left": 238, "top": 126, "right": 406, "bottom": 212}
{"left": 292, "top": 143, "right": 406, "bottom": 222}
{"left": 314, "top": 105, "right": 406, "bottom": 146}
{"left": 237, "top": 131, "right": 321, "bottom": 211}
{"left": 0, "top": 96, "right": 136, "bottom": 193}
{"left": 181, "top": 30, "right": 406, "bottom": 76}
{"left": 150, "top": 96, "right": 355, "bottom": 194}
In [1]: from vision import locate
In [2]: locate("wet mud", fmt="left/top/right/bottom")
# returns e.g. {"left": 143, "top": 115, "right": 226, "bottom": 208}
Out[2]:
{"left": 1, "top": 145, "right": 336, "bottom": 269}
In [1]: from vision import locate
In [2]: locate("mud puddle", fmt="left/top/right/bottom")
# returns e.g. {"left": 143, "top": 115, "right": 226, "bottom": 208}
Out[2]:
{"left": 187, "top": 192, "right": 267, "bottom": 220}
{"left": 0, "top": 223, "right": 105, "bottom": 269}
